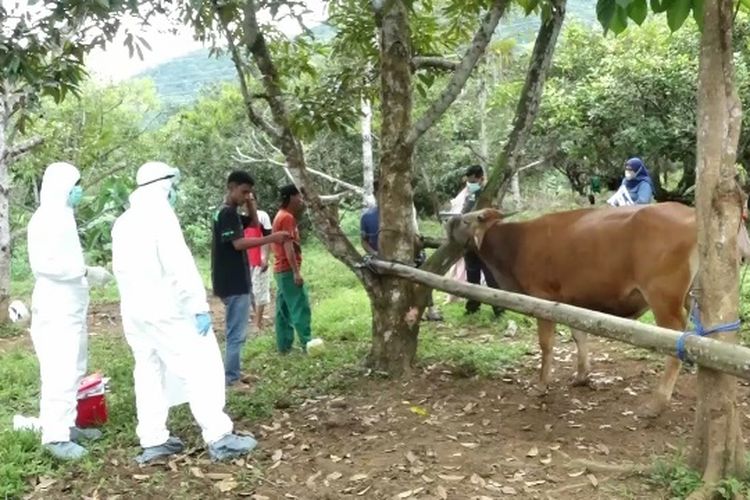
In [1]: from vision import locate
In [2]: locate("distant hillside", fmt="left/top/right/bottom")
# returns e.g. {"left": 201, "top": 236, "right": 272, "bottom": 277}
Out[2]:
{"left": 133, "top": 3, "right": 597, "bottom": 109}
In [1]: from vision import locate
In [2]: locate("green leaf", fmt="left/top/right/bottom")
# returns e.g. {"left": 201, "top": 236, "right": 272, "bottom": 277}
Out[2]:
{"left": 650, "top": 0, "right": 667, "bottom": 12}
{"left": 611, "top": 5, "right": 629, "bottom": 34}
{"left": 616, "top": 0, "right": 632, "bottom": 7}
{"left": 596, "top": 0, "right": 617, "bottom": 30}
{"left": 692, "top": 0, "right": 704, "bottom": 30}
{"left": 627, "top": 0, "right": 648, "bottom": 24}
{"left": 666, "top": 0, "right": 692, "bottom": 31}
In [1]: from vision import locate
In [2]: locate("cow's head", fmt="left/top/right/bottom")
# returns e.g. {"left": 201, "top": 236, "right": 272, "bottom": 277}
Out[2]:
{"left": 447, "top": 208, "right": 511, "bottom": 251}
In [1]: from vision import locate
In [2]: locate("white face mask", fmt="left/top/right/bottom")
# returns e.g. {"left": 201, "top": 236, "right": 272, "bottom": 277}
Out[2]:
{"left": 624, "top": 170, "right": 636, "bottom": 181}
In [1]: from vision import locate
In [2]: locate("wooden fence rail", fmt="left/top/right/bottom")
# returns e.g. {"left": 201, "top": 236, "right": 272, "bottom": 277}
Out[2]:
{"left": 366, "top": 258, "right": 750, "bottom": 381}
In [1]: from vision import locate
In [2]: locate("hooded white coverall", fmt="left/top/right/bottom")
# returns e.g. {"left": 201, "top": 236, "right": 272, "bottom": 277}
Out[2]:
{"left": 27, "top": 162, "right": 89, "bottom": 445}
{"left": 111, "top": 162, "right": 233, "bottom": 448}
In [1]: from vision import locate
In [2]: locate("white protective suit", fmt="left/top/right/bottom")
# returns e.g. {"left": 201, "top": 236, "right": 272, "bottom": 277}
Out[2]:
{"left": 28, "top": 162, "right": 89, "bottom": 445}
{"left": 111, "top": 162, "right": 233, "bottom": 448}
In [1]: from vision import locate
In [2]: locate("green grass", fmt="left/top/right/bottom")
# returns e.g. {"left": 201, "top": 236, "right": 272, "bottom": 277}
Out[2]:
{"left": 647, "top": 453, "right": 750, "bottom": 499}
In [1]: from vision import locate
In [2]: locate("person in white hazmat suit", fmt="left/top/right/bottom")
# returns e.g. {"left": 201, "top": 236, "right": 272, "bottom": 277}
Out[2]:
{"left": 111, "top": 161, "right": 256, "bottom": 464}
{"left": 27, "top": 162, "right": 114, "bottom": 460}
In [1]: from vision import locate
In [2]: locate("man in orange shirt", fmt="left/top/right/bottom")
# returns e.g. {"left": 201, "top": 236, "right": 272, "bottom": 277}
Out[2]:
{"left": 271, "top": 184, "right": 311, "bottom": 354}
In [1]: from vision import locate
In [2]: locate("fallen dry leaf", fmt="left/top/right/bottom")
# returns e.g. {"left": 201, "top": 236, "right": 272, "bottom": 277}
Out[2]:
{"left": 436, "top": 485, "right": 448, "bottom": 500}
{"left": 35, "top": 477, "right": 57, "bottom": 491}
{"left": 190, "top": 467, "right": 204, "bottom": 479}
{"left": 250, "top": 495, "right": 271, "bottom": 500}
{"left": 326, "top": 472, "right": 343, "bottom": 481}
{"left": 568, "top": 470, "right": 586, "bottom": 478}
{"left": 596, "top": 444, "right": 610, "bottom": 456}
{"left": 438, "top": 474, "right": 465, "bottom": 482}
{"left": 215, "top": 478, "right": 238, "bottom": 493}
{"left": 306, "top": 471, "right": 322, "bottom": 487}
{"left": 501, "top": 486, "right": 518, "bottom": 495}
{"left": 470, "top": 473, "right": 485, "bottom": 486}
{"left": 396, "top": 487, "right": 425, "bottom": 499}
{"left": 356, "top": 485, "right": 372, "bottom": 496}
{"left": 205, "top": 473, "right": 233, "bottom": 481}
{"left": 540, "top": 454, "right": 552, "bottom": 465}
{"left": 460, "top": 442, "right": 479, "bottom": 449}
{"left": 525, "top": 480, "right": 546, "bottom": 487}
{"left": 330, "top": 454, "right": 343, "bottom": 463}
{"left": 406, "top": 451, "right": 418, "bottom": 463}
{"left": 421, "top": 475, "right": 434, "bottom": 483}
{"left": 526, "top": 446, "right": 539, "bottom": 458}
{"left": 410, "top": 405, "right": 429, "bottom": 417}
{"left": 272, "top": 449, "right": 283, "bottom": 462}
{"left": 349, "top": 473, "right": 368, "bottom": 482}
{"left": 588, "top": 474, "right": 599, "bottom": 488}
{"left": 132, "top": 475, "right": 149, "bottom": 481}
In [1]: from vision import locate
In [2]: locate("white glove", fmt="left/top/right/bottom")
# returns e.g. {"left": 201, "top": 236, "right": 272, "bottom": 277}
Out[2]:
{"left": 86, "top": 266, "right": 113, "bottom": 287}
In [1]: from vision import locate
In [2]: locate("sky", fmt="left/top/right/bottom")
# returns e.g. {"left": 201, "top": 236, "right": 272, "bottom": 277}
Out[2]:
{"left": 3, "top": 0, "right": 328, "bottom": 83}
{"left": 88, "top": 0, "right": 328, "bottom": 82}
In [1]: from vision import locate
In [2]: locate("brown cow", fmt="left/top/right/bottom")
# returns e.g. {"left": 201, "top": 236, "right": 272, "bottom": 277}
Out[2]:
{"left": 447, "top": 202, "right": 750, "bottom": 417}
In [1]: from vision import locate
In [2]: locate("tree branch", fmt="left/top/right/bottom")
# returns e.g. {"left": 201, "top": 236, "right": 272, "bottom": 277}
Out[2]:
{"left": 306, "top": 167, "right": 366, "bottom": 195}
{"left": 406, "top": 0, "right": 510, "bottom": 145}
{"left": 411, "top": 56, "right": 460, "bottom": 72}
{"left": 212, "top": 0, "right": 281, "bottom": 141}
{"left": 4, "top": 136, "right": 43, "bottom": 163}
{"left": 482, "top": 0, "right": 567, "bottom": 209}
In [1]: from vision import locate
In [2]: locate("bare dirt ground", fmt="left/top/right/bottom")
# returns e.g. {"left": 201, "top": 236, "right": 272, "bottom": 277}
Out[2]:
{"left": 8, "top": 302, "right": 750, "bottom": 500}
{"left": 250, "top": 338, "right": 750, "bottom": 500}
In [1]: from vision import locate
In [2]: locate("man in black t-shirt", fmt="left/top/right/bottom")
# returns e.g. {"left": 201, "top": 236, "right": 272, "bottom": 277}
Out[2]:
{"left": 211, "top": 171, "right": 290, "bottom": 387}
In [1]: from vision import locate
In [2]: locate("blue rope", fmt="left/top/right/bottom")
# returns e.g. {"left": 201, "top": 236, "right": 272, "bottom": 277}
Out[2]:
{"left": 676, "top": 298, "right": 741, "bottom": 362}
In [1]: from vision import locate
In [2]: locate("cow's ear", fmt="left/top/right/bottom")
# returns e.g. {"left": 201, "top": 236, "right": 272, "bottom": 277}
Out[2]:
{"left": 476, "top": 211, "right": 486, "bottom": 223}
{"left": 502, "top": 211, "right": 518, "bottom": 219}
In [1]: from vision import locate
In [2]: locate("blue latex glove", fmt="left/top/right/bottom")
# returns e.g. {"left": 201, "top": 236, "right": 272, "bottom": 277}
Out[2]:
{"left": 195, "top": 313, "right": 212, "bottom": 336}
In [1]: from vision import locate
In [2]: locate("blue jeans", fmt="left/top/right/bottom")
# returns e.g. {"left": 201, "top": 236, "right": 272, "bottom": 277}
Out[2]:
{"left": 221, "top": 294, "right": 251, "bottom": 385}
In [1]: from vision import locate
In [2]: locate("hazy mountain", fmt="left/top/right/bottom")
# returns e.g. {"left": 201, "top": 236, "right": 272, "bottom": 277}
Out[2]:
{"left": 133, "top": 3, "right": 598, "bottom": 109}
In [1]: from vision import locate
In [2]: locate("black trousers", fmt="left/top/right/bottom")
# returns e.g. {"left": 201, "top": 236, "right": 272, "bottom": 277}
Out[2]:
{"left": 464, "top": 250, "right": 503, "bottom": 316}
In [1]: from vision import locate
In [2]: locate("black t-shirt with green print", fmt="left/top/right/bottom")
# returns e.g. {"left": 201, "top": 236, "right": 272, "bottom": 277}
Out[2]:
{"left": 211, "top": 204, "right": 251, "bottom": 298}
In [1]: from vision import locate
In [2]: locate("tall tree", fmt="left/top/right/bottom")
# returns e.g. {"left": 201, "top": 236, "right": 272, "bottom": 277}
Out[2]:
{"left": 183, "top": 0, "right": 526, "bottom": 375}
{"left": 596, "top": 0, "right": 747, "bottom": 494}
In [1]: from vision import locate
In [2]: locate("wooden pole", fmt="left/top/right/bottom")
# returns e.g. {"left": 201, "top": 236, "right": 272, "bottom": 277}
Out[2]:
{"left": 366, "top": 258, "right": 750, "bottom": 381}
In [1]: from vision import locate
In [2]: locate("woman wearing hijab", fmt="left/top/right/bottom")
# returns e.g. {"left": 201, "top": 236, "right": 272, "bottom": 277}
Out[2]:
{"left": 607, "top": 157, "right": 654, "bottom": 206}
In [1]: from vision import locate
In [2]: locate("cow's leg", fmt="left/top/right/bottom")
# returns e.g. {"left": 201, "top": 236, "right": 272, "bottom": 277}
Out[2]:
{"left": 570, "top": 329, "right": 591, "bottom": 387}
{"left": 642, "top": 296, "right": 687, "bottom": 418}
{"left": 534, "top": 319, "right": 556, "bottom": 395}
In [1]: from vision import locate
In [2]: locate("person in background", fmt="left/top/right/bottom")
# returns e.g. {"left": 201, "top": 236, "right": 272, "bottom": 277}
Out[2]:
{"left": 607, "top": 158, "right": 654, "bottom": 206}
{"left": 462, "top": 164, "right": 504, "bottom": 317}
{"left": 212, "top": 171, "right": 290, "bottom": 387}
{"left": 27, "top": 162, "right": 113, "bottom": 460}
{"left": 272, "top": 184, "right": 312, "bottom": 354}
{"left": 360, "top": 179, "right": 443, "bottom": 321}
{"left": 243, "top": 192, "right": 273, "bottom": 331}
{"left": 444, "top": 181, "right": 468, "bottom": 304}
{"left": 112, "top": 161, "right": 257, "bottom": 464}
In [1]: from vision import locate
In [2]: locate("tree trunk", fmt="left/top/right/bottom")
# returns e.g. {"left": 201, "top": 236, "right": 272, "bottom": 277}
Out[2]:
{"left": 689, "top": 0, "right": 747, "bottom": 495}
{"left": 0, "top": 98, "right": 9, "bottom": 324}
{"left": 361, "top": 96, "right": 376, "bottom": 207}
{"left": 368, "top": 0, "right": 420, "bottom": 376}
{"left": 510, "top": 172, "right": 521, "bottom": 210}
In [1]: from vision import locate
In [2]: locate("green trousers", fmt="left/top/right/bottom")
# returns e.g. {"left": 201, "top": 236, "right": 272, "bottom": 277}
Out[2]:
{"left": 274, "top": 271, "right": 312, "bottom": 352}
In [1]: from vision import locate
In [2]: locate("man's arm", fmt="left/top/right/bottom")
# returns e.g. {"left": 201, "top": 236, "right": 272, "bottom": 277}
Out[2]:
{"left": 232, "top": 233, "right": 288, "bottom": 251}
